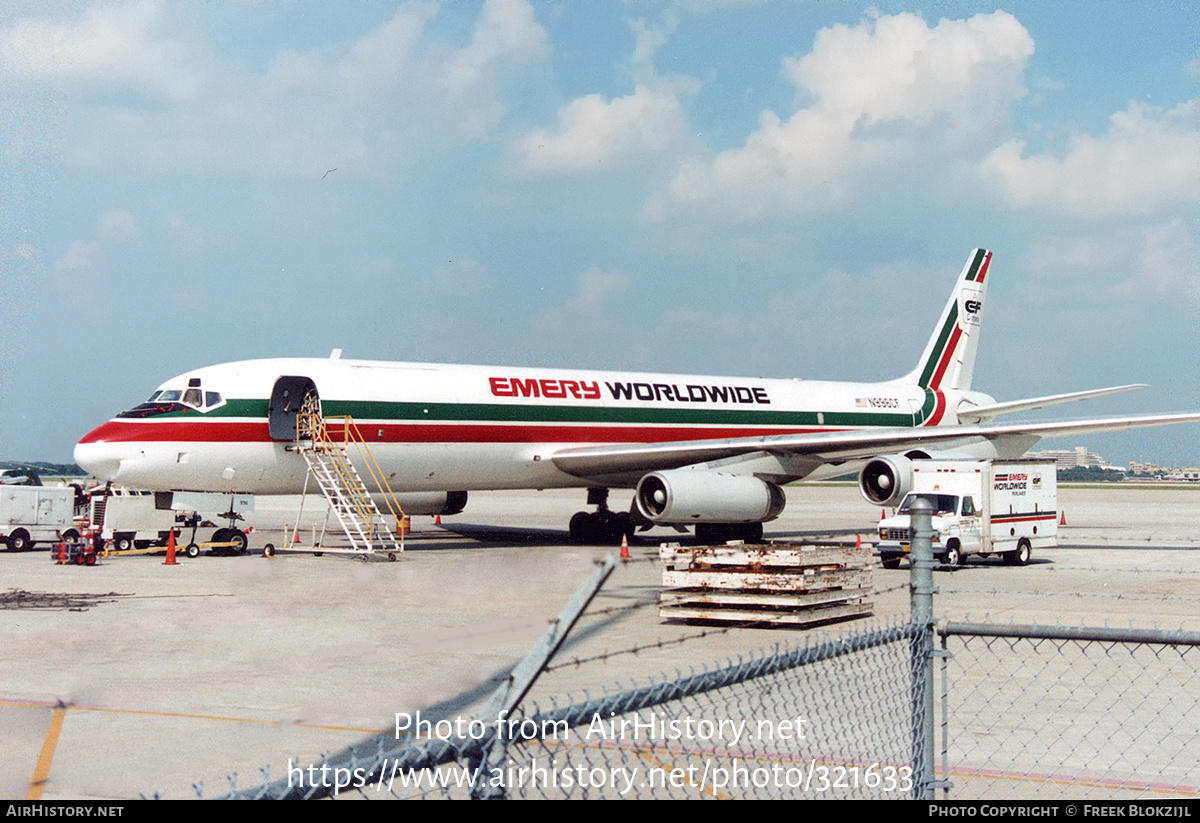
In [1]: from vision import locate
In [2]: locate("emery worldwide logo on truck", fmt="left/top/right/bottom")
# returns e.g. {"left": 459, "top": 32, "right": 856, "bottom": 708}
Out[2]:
{"left": 488, "top": 376, "right": 772, "bottom": 405}
{"left": 994, "top": 472, "right": 1029, "bottom": 495}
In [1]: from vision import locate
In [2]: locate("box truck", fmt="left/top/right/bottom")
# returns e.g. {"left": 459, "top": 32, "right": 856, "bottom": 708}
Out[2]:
{"left": 876, "top": 460, "right": 1057, "bottom": 568}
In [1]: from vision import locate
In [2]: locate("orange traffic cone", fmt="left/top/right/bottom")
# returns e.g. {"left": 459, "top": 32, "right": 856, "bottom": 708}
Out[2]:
{"left": 1059, "top": 510, "right": 1066, "bottom": 526}
{"left": 163, "top": 529, "right": 179, "bottom": 566}
{"left": 619, "top": 533, "right": 630, "bottom": 560}
{"left": 855, "top": 533, "right": 862, "bottom": 549}
{"left": 434, "top": 514, "right": 441, "bottom": 526}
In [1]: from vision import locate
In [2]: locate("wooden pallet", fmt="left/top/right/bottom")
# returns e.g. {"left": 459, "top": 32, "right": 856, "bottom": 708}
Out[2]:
{"left": 659, "top": 541, "right": 874, "bottom": 628}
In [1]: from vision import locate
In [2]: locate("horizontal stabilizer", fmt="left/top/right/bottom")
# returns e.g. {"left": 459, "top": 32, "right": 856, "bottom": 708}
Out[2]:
{"left": 956, "top": 385, "right": 1149, "bottom": 423}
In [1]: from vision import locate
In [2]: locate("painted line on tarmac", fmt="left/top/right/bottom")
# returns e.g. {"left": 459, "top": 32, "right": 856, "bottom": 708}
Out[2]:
{"left": 26, "top": 703, "right": 66, "bottom": 800}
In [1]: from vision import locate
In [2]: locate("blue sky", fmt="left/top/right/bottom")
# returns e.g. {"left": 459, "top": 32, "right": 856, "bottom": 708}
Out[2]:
{"left": 1, "top": 1, "right": 1197, "bottom": 466}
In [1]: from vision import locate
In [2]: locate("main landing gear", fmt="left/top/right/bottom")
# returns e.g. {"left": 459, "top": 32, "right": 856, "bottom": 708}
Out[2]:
{"left": 694, "top": 522, "right": 764, "bottom": 544}
{"left": 568, "top": 488, "right": 635, "bottom": 545}
{"left": 567, "top": 489, "right": 765, "bottom": 546}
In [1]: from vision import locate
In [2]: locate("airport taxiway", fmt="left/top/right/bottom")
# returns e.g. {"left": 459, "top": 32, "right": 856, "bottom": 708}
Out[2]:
{"left": 2, "top": 484, "right": 1199, "bottom": 799}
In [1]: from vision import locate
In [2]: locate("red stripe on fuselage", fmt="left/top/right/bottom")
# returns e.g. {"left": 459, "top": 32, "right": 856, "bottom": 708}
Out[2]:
{"left": 923, "top": 390, "right": 947, "bottom": 427}
{"left": 79, "top": 418, "right": 840, "bottom": 446}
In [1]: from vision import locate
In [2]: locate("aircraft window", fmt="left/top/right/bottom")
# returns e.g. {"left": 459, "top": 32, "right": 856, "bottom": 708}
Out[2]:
{"left": 205, "top": 391, "right": 223, "bottom": 408}
{"left": 147, "top": 390, "right": 163, "bottom": 402}
{"left": 182, "top": 388, "right": 203, "bottom": 409}
{"left": 159, "top": 390, "right": 182, "bottom": 402}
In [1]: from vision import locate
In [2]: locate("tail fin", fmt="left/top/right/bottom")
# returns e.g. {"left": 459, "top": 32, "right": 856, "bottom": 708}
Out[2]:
{"left": 904, "top": 248, "right": 991, "bottom": 392}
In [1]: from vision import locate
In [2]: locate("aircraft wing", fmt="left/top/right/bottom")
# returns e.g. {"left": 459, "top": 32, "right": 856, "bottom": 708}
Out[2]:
{"left": 549, "top": 413, "right": 1200, "bottom": 479}
{"left": 955, "top": 384, "right": 1149, "bottom": 422}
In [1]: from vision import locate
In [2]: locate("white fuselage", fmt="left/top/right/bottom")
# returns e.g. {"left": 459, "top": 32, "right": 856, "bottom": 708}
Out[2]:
{"left": 74, "top": 356, "right": 994, "bottom": 495}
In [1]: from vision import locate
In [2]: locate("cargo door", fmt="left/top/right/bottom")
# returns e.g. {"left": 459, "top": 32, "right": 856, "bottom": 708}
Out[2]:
{"left": 269, "top": 376, "right": 319, "bottom": 441}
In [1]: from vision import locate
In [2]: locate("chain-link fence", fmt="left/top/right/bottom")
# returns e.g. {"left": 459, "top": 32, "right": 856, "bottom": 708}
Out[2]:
{"left": 228, "top": 620, "right": 925, "bottom": 799}
{"left": 937, "top": 623, "right": 1200, "bottom": 799}
{"left": 215, "top": 515, "right": 1200, "bottom": 800}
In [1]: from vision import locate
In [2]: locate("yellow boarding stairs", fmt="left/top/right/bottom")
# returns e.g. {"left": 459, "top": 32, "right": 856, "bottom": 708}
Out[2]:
{"left": 291, "top": 397, "right": 406, "bottom": 560}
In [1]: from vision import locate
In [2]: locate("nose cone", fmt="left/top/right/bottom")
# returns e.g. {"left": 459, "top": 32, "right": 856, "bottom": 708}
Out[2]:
{"left": 74, "top": 439, "right": 122, "bottom": 482}
{"left": 75, "top": 420, "right": 132, "bottom": 481}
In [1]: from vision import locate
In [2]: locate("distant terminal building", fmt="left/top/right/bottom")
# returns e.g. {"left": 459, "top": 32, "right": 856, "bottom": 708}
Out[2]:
{"left": 1026, "top": 446, "right": 1116, "bottom": 470}
{"left": 1126, "top": 462, "right": 1200, "bottom": 481}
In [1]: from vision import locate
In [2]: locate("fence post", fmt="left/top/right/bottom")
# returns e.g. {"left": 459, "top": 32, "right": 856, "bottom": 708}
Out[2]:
{"left": 908, "top": 496, "right": 936, "bottom": 799}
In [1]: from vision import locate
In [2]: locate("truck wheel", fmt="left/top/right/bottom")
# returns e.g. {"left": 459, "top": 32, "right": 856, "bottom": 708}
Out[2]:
{"left": 881, "top": 553, "right": 901, "bottom": 570}
{"left": 1005, "top": 539, "right": 1032, "bottom": 566}
{"left": 114, "top": 535, "right": 134, "bottom": 552}
{"left": 8, "top": 529, "right": 30, "bottom": 552}
{"left": 943, "top": 545, "right": 961, "bottom": 567}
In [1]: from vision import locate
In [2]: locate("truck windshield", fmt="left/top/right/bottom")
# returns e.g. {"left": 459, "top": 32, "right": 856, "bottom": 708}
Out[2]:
{"left": 899, "top": 494, "right": 959, "bottom": 516}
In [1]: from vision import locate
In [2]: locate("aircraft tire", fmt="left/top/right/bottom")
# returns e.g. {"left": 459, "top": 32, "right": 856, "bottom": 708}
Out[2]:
{"left": 568, "top": 511, "right": 591, "bottom": 543}
{"left": 228, "top": 530, "right": 248, "bottom": 555}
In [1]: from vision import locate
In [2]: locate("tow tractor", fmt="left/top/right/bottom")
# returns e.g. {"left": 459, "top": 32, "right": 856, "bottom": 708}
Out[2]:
{"left": 178, "top": 510, "right": 250, "bottom": 558}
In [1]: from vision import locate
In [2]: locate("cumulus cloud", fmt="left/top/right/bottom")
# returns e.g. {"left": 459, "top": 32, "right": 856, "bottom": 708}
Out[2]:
{"left": 2, "top": 0, "right": 549, "bottom": 178}
{"left": 445, "top": 0, "right": 548, "bottom": 91}
{"left": 0, "top": 0, "right": 208, "bottom": 100}
{"left": 518, "top": 84, "right": 688, "bottom": 172}
{"left": 1027, "top": 222, "right": 1199, "bottom": 304}
{"left": 1112, "top": 221, "right": 1199, "bottom": 303}
{"left": 528, "top": 269, "right": 632, "bottom": 358}
{"left": 651, "top": 11, "right": 1034, "bottom": 218}
{"left": 979, "top": 102, "right": 1200, "bottom": 217}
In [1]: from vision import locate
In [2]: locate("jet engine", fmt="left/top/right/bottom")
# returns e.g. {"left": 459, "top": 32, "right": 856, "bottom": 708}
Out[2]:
{"left": 859, "top": 450, "right": 980, "bottom": 507}
{"left": 635, "top": 470, "right": 786, "bottom": 524}
{"left": 386, "top": 491, "right": 468, "bottom": 516}
{"left": 858, "top": 456, "right": 914, "bottom": 507}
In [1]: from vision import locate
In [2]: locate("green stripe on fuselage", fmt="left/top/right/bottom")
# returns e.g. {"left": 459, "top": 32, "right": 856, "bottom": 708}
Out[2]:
{"left": 321, "top": 399, "right": 915, "bottom": 428}
{"left": 137, "top": 397, "right": 916, "bottom": 429}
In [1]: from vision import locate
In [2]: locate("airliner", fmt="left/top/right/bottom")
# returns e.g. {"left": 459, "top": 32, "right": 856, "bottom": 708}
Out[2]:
{"left": 74, "top": 250, "right": 1200, "bottom": 544}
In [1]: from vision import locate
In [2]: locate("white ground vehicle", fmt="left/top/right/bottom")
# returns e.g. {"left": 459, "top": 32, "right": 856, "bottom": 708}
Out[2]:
{"left": 876, "top": 460, "right": 1057, "bottom": 568}
{"left": 0, "top": 485, "right": 78, "bottom": 550}
{"left": 88, "top": 486, "right": 180, "bottom": 551}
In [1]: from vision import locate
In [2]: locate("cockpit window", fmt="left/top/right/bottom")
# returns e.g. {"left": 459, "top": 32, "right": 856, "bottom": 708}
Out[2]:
{"left": 118, "top": 384, "right": 226, "bottom": 418}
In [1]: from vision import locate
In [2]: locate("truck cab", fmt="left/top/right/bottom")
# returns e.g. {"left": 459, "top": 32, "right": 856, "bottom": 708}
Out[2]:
{"left": 877, "top": 492, "right": 982, "bottom": 568}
